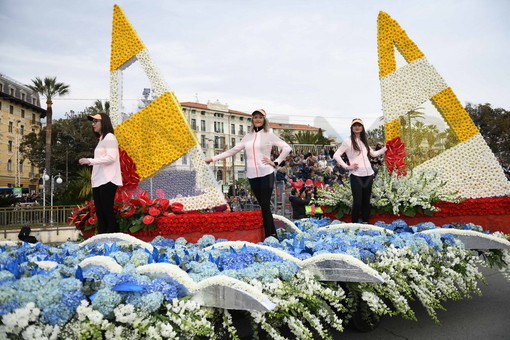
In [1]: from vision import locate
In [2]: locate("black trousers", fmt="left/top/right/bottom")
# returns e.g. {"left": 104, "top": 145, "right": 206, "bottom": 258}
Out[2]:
{"left": 92, "top": 181, "right": 119, "bottom": 234}
{"left": 350, "top": 174, "right": 374, "bottom": 223}
{"left": 249, "top": 173, "right": 276, "bottom": 238}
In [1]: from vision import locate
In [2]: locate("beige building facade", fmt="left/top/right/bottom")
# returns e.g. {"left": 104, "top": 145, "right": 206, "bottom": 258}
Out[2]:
{"left": 0, "top": 73, "right": 45, "bottom": 194}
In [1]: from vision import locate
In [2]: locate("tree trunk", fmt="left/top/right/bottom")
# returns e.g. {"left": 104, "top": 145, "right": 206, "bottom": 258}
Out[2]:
{"left": 45, "top": 100, "right": 53, "bottom": 193}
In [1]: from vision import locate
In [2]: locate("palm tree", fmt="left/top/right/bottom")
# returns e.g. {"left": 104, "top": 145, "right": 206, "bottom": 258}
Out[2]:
{"left": 294, "top": 130, "right": 319, "bottom": 144}
{"left": 279, "top": 129, "right": 296, "bottom": 144}
{"left": 89, "top": 99, "right": 110, "bottom": 114}
{"left": 399, "top": 107, "right": 425, "bottom": 152}
{"left": 27, "top": 77, "right": 70, "bottom": 186}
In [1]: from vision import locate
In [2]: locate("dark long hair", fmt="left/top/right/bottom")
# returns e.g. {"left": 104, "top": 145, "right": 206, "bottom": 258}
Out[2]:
{"left": 93, "top": 113, "right": 115, "bottom": 139}
{"left": 350, "top": 124, "right": 370, "bottom": 158}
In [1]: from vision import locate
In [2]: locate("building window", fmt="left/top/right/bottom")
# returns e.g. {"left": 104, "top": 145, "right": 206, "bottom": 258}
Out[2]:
{"left": 191, "top": 119, "right": 196, "bottom": 130}
{"left": 32, "top": 113, "right": 36, "bottom": 124}
{"left": 8, "top": 121, "right": 13, "bottom": 133}
{"left": 8, "top": 141, "right": 13, "bottom": 152}
{"left": 21, "top": 93, "right": 26, "bottom": 101}
{"left": 213, "top": 122, "right": 223, "bottom": 133}
{"left": 240, "top": 117, "right": 244, "bottom": 121}
{"left": 21, "top": 109, "right": 25, "bottom": 118}
{"left": 191, "top": 109, "right": 196, "bottom": 114}
{"left": 231, "top": 138, "right": 236, "bottom": 147}
{"left": 10, "top": 105, "right": 14, "bottom": 114}
{"left": 240, "top": 152, "right": 244, "bottom": 162}
{"left": 201, "top": 135, "right": 206, "bottom": 148}
{"left": 214, "top": 136, "right": 225, "bottom": 149}
{"left": 231, "top": 124, "right": 235, "bottom": 134}
{"left": 19, "top": 161, "right": 24, "bottom": 173}
{"left": 7, "top": 160, "right": 12, "bottom": 172}
{"left": 201, "top": 111, "right": 205, "bottom": 115}
{"left": 239, "top": 125, "right": 244, "bottom": 135}
{"left": 0, "top": 102, "right": 2, "bottom": 110}
{"left": 20, "top": 125, "right": 24, "bottom": 135}
{"left": 32, "top": 98, "right": 36, "bottom": 105}
{"left": 10, "top": 88, "right": 14, "bottom": 96}
{"left": 201, "top": 120, "right": 206, "bottom": 132}
{"left": 0, "top": 83, "right": 3, "bottom": 92}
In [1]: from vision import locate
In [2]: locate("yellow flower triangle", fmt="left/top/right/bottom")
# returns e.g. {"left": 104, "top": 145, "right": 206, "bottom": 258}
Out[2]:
{"left": 377, "top": 11, "right": 424, "bottom": 78}
{"left": 115, "top": 92, "right": 197, "bottom": 180}
{"left": 110, "top": 4, "right": 145, "bottom": 72}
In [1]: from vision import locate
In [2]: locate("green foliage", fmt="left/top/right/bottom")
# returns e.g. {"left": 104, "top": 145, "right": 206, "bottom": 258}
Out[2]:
{"left": 466, "top": 103, "right": 510, "bottom": 164}
{"left": 0, "top": 195, "right": 20, "bottom": 208}
{"left": 19, "top": 110, "right": 97, "bottom": 180}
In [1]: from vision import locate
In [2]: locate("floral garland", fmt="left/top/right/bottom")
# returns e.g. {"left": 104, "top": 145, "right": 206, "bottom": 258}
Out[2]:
{"left": 317, "top": 167, "right": 460, "bottom": 219}
{"left": 1, "top": 218, "right": 507, "bottom": 338}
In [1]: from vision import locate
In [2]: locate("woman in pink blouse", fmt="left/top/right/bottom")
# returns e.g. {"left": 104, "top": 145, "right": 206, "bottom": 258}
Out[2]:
{"left": 79, "top": 113, "right": 122, "bottom": 234}
{"left": 205, "top": 109, "right": 291, "bottom": 238}
{"left": 333, "top": 119, "right": 386, "bottom": 223}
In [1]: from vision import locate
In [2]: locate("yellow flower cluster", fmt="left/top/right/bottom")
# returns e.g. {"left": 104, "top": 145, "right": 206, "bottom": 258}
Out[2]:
{"left": 110, "top": 4, "right": 145, "bottom": 72}
{"left": 431, "top": 88, "right": 479, "bottom": 142}
{"left": 384, "top": 119, "right": 401, "bottom": 142}
{"left": 115, "top": 92, "right": 197, "bottom": 179}
{"left": 377, "top": 11, "right": 424, "bottom": 78}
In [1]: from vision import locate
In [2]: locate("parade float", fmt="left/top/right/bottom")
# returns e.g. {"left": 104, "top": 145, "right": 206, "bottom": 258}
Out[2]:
{"left": 0, "top": 7, "right": 509, "bottom": 339}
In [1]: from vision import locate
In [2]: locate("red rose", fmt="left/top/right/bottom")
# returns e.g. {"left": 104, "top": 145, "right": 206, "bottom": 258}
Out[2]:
{"left": 87, "top": 217, "right": 96, "bottom": 225}
{"left": 143, "top": 215, "right": 155, "bottom": 225}
{"left": 163, "top": 212, "right": 175, "bottom": 217}
{"left": 170, "top": 202, "right": 184, "bottom": 213}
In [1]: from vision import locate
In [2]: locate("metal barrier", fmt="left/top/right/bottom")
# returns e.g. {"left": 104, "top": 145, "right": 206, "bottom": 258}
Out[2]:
{"left": 0, "top": 206, "right": 75, "bottom": 227}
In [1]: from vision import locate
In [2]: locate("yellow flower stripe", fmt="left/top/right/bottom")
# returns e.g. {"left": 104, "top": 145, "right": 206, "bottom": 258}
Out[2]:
{"left": 431, "top": 88, "right": 479, "bottom": 142}
{"left": 377, "top": 11, "right": 424, "bottom": 78}
{"left": 110, "top": 4, "right": 145, "bottom": 72}
{"left": 115, "top": 92, "right": 197, "bottom": 179}
{"left": 384, "top": 119, "right": 401, "bottom": 142}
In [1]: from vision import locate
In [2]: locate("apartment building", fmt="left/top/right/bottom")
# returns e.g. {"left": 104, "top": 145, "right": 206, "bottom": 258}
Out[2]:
{"left": 0, "top": 73, "right": 45, "bottom": 194}
{"left": 181, "top": 100, "right": 252, "bottom": 184}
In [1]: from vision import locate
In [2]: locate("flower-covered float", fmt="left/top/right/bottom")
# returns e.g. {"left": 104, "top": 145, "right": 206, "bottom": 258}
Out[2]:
{"left": 319, "top": 12, "right": 510, "bottom": 235}
{"left": 14, "top": 7, "right": 502, "bottom": 339}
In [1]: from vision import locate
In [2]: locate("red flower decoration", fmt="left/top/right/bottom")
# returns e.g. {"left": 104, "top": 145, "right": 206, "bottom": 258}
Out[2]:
{"left": 118, "top": 148, "right": 140, "bottom": 190}
{"left": 143, "top": 215, "right": 155, "bottom": 225}
{"left": 120, "top": 206, "right": 136, "bottom": 218}
{"left": 149, "top": 206, "right": 161, "bottom": 216}
{"left": 385, "top": 136, "right": 407, "bottom": 176}
{"left": 170, "top": 202, "right": 184, "bottom": 213}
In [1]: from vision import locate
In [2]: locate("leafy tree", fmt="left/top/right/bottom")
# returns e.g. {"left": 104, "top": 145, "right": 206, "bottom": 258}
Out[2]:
{"left": 20, "top": 110, "right": 97, "bottom": 183}
{"left": 466, "top": 103, "right": 510, "bottom": 164}
{"left": 367, "top": 125, "right": 385, "bottom": 146}
{"left": 26, "top": 77, "right": 70, "bottom": 186}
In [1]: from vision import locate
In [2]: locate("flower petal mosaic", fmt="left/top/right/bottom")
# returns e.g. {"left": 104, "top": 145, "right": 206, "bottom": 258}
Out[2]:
{"left": 377, "top": 11, "right": 510, "bottom": 199}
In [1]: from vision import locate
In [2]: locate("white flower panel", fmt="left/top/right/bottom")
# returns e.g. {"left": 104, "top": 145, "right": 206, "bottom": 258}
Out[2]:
{"left": 414, "top": 133, "right": 510, "bottom": 198}
{"left": 381, "top": 57, "right": 448, "bottom": 123}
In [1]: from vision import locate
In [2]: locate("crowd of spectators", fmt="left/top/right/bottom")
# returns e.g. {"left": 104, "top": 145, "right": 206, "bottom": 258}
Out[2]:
{"left": 225, "top": 146, "right": 384, "bottom": 217}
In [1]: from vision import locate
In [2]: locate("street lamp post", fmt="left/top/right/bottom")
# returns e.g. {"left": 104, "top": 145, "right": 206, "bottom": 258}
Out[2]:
{"left": 42, "top": 170, "right": 63, "bottom": 225}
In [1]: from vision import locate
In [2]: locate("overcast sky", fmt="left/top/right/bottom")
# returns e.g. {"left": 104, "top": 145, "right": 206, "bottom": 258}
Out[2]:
{"left": 1, "top": 0, "right": 509, "bottom": 139}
